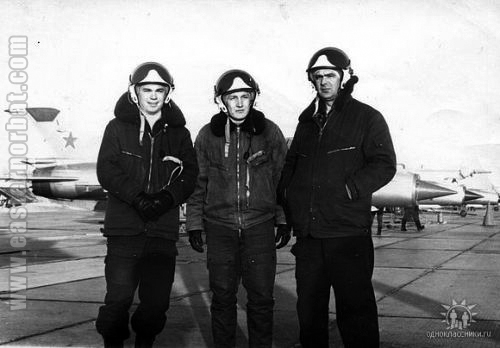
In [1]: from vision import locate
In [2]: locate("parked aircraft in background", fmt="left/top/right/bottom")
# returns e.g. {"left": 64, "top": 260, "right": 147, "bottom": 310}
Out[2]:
{"left": 466, "top": 188, "right": 499, "bottom": 206}
{"left": 2, "top": 107, "right": 498, "bottom": 217}
{"left": 372, "top": 169, "right": 456, "bottom": 207}
{"left": 1, "top": 108, "right": 103, "bottom": 206}
{"left": 408, "top": 167, "right": 492, "bottom": 184}
{"left": 26, "top": 161, "right": 105, "bottom": 200}
{"left": 419, "top": 185, "right": 482, "bottom": 206}
{"left": 405, "top": 165, "right": 499, "bottom": 216}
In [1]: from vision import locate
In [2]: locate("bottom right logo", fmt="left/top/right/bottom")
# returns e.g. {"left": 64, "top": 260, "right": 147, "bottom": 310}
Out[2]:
{"left": 440, "top": 298, "right": 477, "bottom": 330}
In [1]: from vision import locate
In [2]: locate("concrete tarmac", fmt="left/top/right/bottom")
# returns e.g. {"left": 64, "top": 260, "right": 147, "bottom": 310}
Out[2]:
{"left": 0, "top": 206, "right": 499, "bottom": 347}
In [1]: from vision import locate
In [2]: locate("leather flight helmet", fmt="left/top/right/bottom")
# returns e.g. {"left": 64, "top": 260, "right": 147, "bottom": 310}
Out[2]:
{"left": 128, "top": 62, "right": 175, "bottom": 104}
{"left": 214, "top": 69, "right": 260, "bottom": 100}
{"left": 307, "top": 47, "right": 351, "bottom": 82}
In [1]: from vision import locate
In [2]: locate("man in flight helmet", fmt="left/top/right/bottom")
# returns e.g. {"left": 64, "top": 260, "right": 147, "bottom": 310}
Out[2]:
{"left": 95, "top": 62, "right": 198, "bottom": 348}
{"left": 186, "top": 69, "right": 289, "bottom": 347}
{"left": 278, "top": 47, "right": 397, "bottom": 347}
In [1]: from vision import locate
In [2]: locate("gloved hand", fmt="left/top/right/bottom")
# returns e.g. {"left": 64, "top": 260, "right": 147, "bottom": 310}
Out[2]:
{"left": 132, "top": 192, "right": 157, "bottom": 221}
{"left": 275, "top": 224, "right": 292, "bottom": 249}
{"left": 149, "top": 190, "right": 174, "bottom": 219}
{"left": 188, "top": 230, "right": 204, "bottom": 253}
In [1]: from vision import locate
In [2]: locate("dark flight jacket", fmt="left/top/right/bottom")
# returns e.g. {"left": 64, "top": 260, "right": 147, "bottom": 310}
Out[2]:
{"left": 186, "top": 109, "right": 287, "bottom": 232}
{"left": 279, "top": 95, "right": 396, "bottom": 238}
{"left": 97, "top": 92, "right": 198, "bottom": 240}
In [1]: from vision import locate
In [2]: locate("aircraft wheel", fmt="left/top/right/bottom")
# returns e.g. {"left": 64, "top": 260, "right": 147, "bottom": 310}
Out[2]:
{"left": 459, "top": 210, "right": 467, "bottom": 217}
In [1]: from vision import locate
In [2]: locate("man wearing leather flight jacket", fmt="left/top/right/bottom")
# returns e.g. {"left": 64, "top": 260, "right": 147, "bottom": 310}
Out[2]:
{"left": 95, "top": 62, "right": 198, "bottom": 348}
{"left": 278, "top": 48, "right": 396, "bottom": 348}
{"left": 186, "top": 70, "right": 290, "bottom": 348}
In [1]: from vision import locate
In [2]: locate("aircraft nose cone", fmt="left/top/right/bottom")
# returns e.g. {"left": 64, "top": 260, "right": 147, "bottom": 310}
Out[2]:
{"left": 464, "top": 189, "right": 483, "bottom": 202}
{"left": 416, "top": 180, "right": 456, "bottom": 201}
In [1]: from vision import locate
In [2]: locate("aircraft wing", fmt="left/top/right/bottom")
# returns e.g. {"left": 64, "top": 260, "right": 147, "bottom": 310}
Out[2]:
{"left": 0, "top": 176, "right": 79, "bottom": 183}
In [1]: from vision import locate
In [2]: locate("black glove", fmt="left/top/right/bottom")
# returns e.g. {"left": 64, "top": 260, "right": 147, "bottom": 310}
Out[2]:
{"left": 188, "top": 230, "right": 204, "bottom": 253}
{"left": 275, "top": 224, "right": 292, "bottom": 249}
{"left": 149, "top": 190, "right": 174, "bottom": 219}
{"left": 132, "top": 192, "right": 157, "bottom": 221}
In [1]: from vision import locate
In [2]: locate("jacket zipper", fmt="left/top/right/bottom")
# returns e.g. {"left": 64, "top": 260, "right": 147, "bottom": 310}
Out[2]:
{"left": 146, "top": 128, "right": 165, "bottom": 193}
{"left": 146, "top": 134, "right": 155, "bottom": 193}
{"left": 236, "top": 127, "right": 242, "bottom": 234}
{"left": 309, "top": 115, "right": 330, "bottom": 219}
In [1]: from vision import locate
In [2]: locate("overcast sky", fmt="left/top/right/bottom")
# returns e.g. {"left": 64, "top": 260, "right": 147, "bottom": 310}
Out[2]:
{"left": 1, "top": 0, "right": 500, "bottom": 170}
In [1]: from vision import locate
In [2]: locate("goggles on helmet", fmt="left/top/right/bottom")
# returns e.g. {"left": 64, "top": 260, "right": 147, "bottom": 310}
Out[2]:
{"left": 214, "top": 69, "right": 260, "bottom": 98}
{"left": 307, "top": 47, "right": 354, "bottom": 88}
{"left": 213, "top": 69, "right": 260, "bottom": 114}
{"left": 128, "top": 62, "right": 175, "bottom": 105}
{"left": 307, "top": 47, "right": 350, "bottom": 73}
{"left": 130, "top": 62, "right": 174, "bottom": 88}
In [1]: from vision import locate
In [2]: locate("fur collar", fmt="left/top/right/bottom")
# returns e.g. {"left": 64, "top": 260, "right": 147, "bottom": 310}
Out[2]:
{"left": 210, "top": 109, "right": 267, "bottom": 137}
{"left": 113, "top": 92, "right": 186, "bottom": 127}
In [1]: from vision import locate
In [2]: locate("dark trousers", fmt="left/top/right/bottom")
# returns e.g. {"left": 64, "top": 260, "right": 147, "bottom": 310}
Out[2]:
{"left": 96, "top": 234, "right": 177, "bottom": 342}
{"left": 292, "top": 236, "right": 379, "bottom": 348}
{"left": 205, "top": 219, "right": 277, "bottom": 348}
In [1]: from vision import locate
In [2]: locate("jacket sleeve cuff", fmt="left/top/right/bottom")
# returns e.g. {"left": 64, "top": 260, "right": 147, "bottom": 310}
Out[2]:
{"left": 186, "top": 219, "right": 204, "bottom": 233}
{"left": 163, "top": 186, "right": 181, "bottom": 206}
{"left": 274, "top": 205, "right": 287, "bottom": 225}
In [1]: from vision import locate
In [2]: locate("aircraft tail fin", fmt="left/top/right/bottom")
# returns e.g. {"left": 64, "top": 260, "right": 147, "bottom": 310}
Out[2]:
{"left": 4, "top": 107, "right": 78, "bottom": 156}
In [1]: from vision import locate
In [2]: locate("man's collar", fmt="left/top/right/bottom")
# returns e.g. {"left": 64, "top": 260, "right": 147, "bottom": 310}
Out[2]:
{"left": 210, "top": 108, "right": 267, "bottom": 137}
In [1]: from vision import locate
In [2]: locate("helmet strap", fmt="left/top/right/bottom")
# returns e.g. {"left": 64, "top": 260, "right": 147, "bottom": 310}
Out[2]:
{"left": 128, "top": 85, "right": 139, "bottom": 104}
{"left": 215, "top": 95, "right": 228, "bottom": 113}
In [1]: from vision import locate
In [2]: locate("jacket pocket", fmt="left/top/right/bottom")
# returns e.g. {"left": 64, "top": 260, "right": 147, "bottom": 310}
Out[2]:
{"left": 318, "top": 197, "right": 371, "bottom": 228}
{"left": 326, "top": 145, "right": 359, "bottom": 197}
{"left": 248, "top": 163, "right": 275, "bottom": 209}
{"left": 121, "top": 150, "right": 143, "bottom": 159}
{"left": 327, "top": 146, "right": 356, "bottom": 154}
{"left": 119, "top": 149, "right": 145, "bottom": 182}
{"left": 205, "top": 164, "right": 230, "bottom": 206}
